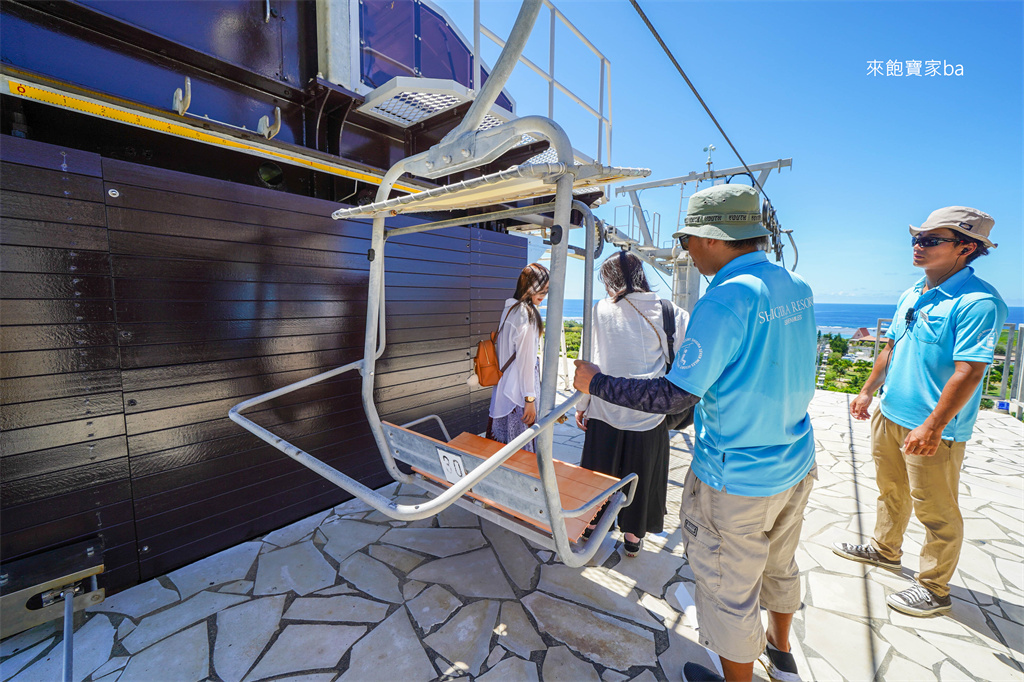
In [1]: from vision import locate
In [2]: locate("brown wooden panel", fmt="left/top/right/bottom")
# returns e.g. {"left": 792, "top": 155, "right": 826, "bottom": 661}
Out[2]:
{"left": 0, "top": 391, "right": 123, "bottom": 431}
{"left": 1, "top": 245, "right": 112, "bottom": 275}
{"left": 0, "top": 345, "right": 120, "bottom": 378}
{"left": 0, "top": 299, "right": 116, "bottom": 325}
{"left": 0, "top": 135, "right": 103, "bottom": 177}
{"left": 0, "top": 218, "right": 110, "bottom": 251}
{"left": 0, "top": 457, "right": 130, "bottom": 508}
{"left": 1, "top": 369, "right": 123, "bottom": 404}
{"left": 0, "top": 479, "right": 131, "bottom": 534}
{"left": 1, "top": 436, "right": 128, "bottom": 482}
{"left": 0, "top": 272, "right": 113, "bottom": 299}
{"left": 0, "top": 162, "right": 105, "bottom": 200}
{"left": 0, "top": 191, "right": 107, "bottom": 225}
{"left": 1, "top": 414, "right": 127, "bottom": 458}
{"left": 1, "top": 323, "right": 119, "bottom": 352}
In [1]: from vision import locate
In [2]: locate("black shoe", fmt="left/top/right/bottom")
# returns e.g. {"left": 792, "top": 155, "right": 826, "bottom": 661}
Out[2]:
{"left": 831, "top": 541, "right": 901, "bottom": 571}
{"left": 758, "top": 642, "right": 801, "bottom": 682}
{"left": 581, "top": 525, "right": 595, "bottom": 541}
{"left": 682, "top": 662, "right": 724, "bottom": 682}
{"left": 623, "top": 537, "right": 643, "bottom": 558}
{"left": 886, "top": 583, "right": 952, "bottom": 617}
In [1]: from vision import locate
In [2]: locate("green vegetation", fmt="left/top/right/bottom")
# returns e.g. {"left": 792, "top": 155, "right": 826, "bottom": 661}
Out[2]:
{"left": 564, "top": 320, "right": 582, "bottom": 359}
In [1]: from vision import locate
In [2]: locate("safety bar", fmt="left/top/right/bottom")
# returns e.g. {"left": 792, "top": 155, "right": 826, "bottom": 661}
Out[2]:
{"left": 399, "top": 414, "right": 452, "bottom": 442}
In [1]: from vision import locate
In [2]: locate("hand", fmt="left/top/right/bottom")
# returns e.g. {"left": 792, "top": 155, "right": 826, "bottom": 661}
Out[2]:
{"left": 573, "top": 359, "right": 601, "bottom": 394}
{"left": 575, "top": 409, "right": 587, "bottom": 431}
{"left": 522, "top": 401, "right": 537, "bottom": 427}
{"left": 903, "top": 425, "right": 941, "bottom": 456}
{"left": 850, "top": 393, "right": 873, "bottom": 420}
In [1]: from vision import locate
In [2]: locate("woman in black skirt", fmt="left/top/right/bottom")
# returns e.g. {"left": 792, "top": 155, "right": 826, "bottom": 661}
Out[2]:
{"left": 575, "top": 251, "right": 689, "bottom": 556}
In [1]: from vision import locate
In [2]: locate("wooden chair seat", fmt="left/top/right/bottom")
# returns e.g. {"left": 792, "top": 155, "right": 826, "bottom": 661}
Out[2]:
{"left": 384, "top": 424, "right": 616, "bottom": 541}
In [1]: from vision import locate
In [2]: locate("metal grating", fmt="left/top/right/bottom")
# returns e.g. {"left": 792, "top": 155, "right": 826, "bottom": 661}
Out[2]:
{"left": 368, "top": 91, "right": 464, "bottom": 127}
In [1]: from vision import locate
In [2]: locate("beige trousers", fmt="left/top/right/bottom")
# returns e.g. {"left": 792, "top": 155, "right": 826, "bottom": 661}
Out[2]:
{"left": 870, "top": 409, "right": 966, "bottom": 598}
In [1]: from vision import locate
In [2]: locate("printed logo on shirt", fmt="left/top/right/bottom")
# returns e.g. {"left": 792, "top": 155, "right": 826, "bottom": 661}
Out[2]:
{"left": 757, "top": 296, "right": 814, "bottom": 325}
{"left": 675, "top": 339, "right": 703, "bottom": 370}
{"left": 977, "top": 328, "right": 996, "bottom": 350}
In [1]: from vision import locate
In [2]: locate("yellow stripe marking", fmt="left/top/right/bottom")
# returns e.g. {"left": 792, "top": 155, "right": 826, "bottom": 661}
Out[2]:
{"left": 5, "top": 78, "right": 416, "bottom": 192}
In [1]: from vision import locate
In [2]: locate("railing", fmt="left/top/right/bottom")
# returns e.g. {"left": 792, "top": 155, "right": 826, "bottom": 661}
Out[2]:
{"left": 473, "top": 0, "right": 612, "bottom": 166}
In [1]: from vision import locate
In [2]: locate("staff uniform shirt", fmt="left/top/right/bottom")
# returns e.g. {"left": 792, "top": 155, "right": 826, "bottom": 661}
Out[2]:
{"left": 880, "top": 267, "right": 1007, "bottom": 442}
{"left": 489, "top": 299, "right": 541, "bottom": 419}
{"left": 577, "top": 292, "right": 690, "bottom": 431}
{"left": 665, "top": 251, "right": 817, "bottom": 497}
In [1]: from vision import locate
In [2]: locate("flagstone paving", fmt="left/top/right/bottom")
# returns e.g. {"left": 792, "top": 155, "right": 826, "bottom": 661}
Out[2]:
{"left": 2, "top": 390, "right": 1022, "bottom": 681}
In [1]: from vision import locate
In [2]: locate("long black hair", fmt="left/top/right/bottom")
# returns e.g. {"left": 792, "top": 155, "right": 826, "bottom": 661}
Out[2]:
{"left": 599, "top": 250, "right": 652, "bottom": 302}
{"left": 510, "top": 262, "right": 549, "bottom": 332}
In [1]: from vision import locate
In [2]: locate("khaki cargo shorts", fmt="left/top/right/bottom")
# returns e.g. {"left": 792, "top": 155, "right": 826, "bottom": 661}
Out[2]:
{"left": 680, "top": 468, "right": 814, "bottom": 664}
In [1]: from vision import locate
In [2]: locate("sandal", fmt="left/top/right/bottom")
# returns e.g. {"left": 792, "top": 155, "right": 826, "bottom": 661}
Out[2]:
{"left": 624, "top": 537, "right": 643, "bottom": 557}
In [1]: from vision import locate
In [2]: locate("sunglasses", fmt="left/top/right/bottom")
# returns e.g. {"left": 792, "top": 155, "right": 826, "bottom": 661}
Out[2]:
{"left": 678, "top": 235, "right": 691, "bottom": 251}
{"left": 911, "top": 235, "right": 961, "bottom": 248}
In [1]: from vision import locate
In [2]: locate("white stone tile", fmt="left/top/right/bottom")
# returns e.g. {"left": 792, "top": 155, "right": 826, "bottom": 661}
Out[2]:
{"left": 608, "top": 545, "right": 686, "bottom": 597}
{"left": 116, "top": 618, "right": 136, "bottom": 640}
{"left": 253, "top": 541, "right": 336, "bottom": 597}
{"left": 0, "top": 637, "right": 53, "bottom": 682}
{"left": 926, "top": 632, "right": 1017, "bottom": 681}
{"left": 284, "top": 595, "right": 389, "bottom": 623}
{"left": 168, "top": 542, "right": 261, "bottom": 600}
{"left": 243, "top": 624, "right": 364, "bottom": 681}
{"left": 878, "top": 624, "right": 946, "bottom": 668}
{"left": 806, "top": 572, "right": 889, "bottom": 619}
{"left": 219, "top": 580, "right": 254, "bottom": 595}
{"left": 402, "top": 580, "right": 426, "bottom": 600}
{"left": 122, "top": 591, "right": 247, "bottom": 654}
{"left": 476, "top": 655, "right": 538, "bottom": 682}
{"left": 336, "top": 552, "right": 402, "bottom": 603}
{"left": 804, "top": 656, "right": 844, "bottom": 682}
{"left": 884, "top": 654, "right": 934, "bottom": 682}
{"left": 88, "top": 578, "right": 180, "bottom": 619}
{"left": 333, "top": 497, "right": 373, "bottom": 515}
{"left": 318, "top": 520, "right": 388, "bottom": 564}
{"left": 0, "top": 623, "right": 56, "bottom": 659}
{"left": 337, "top": 609, "right": 435, "bottom": 682}
{"left": 997, "top": 557, "right": 1024, "bottom": 591}
{"left": 314, "top": 584, "right": 355, "bottom": 596}
{"left": 494, "top": 601, "right": 545, "bottom": 660}
{"left": 378, "top": 528, "right": 487, "bottom": 558}
{"left": 522, "top": 592, "right": 656, "bottom": 671}
{"left": 90, "top": 656, "right": 128, "bottom": 680}
{"left": 938, "top": 659, "right": 974, "bottom": 681}
{"left": 424, "top": 600, "right": 499, "bottom": 677}
{"left": 7, "top": 614, "right": 114, "bottom": 682}
{"left": 801, "top": 605, "right": 888, "bottom": 682}
{"left": 541, "top": 646, "right": 601, "bottom": 681}
{"left": 120, "top": 622, "right": 208, "bottom": 682}
{"left": 408, "top": 585, "right": 463, "bottom": 638}
{"left": 213, "top": 595, "right": 287, "bottom": 682}
{"left": 990, "top": 614, "right": 1024, "bottom": 661}
{"left": 367, "top": 543, "right": 425, "bottom": 574}
{"left": 262, "top": 510, "right": 331, "bottom": 548}
{"left": 535, "top": 564, "right": 661, "bottom": 629}
{"left": 481, "top": 521, "right": 538, "bottom": 592}
{"left": 407, "top": 548, "right": 515, "bottom": 599}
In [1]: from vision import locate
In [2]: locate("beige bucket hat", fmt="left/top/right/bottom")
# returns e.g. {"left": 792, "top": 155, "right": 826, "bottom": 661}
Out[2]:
{"left": 909, "top": 206, "right": 997, "bottom": 248}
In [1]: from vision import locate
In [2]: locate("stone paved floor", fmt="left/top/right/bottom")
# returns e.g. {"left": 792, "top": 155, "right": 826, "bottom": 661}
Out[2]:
{"left": 2, "top": 390, "right": 1022, "bottom": 682}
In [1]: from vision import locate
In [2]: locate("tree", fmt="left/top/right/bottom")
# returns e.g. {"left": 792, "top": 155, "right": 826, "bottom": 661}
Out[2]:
{"left": 828, "top": 335, "right": 849, "bottom": 356}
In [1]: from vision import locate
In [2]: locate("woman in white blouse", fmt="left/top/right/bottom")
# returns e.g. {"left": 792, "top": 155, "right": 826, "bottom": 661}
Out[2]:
{"left": 489, "top": 263, "right": 549, "bottom": 453}
{"left": 576, "top": 251, "right": 689, "bottom": 556}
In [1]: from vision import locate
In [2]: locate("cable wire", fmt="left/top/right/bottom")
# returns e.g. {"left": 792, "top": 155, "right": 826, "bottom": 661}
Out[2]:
{"left": 628, "top": 0, "right": 771, "bottom": 205}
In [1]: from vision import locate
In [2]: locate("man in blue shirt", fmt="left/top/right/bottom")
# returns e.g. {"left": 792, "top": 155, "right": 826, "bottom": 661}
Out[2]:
{"left": 833, "top": 206, "right": 1007, "bottom": 617}
{"left": 574, "top": 184, "right": 817, "bottom": 682}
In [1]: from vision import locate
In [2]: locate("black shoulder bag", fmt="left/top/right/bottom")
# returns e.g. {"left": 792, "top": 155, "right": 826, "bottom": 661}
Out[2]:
{"left": 660, "top": 300, "right": 694, "bottom": 432}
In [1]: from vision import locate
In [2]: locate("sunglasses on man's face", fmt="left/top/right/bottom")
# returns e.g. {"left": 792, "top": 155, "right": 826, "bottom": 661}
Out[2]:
{"left": 911, "top": 235, "right": 960, "bottom": 248}
{"left": 678, "top": 235, "right": 691, "bottom": 251}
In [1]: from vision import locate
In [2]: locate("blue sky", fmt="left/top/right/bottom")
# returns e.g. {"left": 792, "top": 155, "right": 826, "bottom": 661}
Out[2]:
{"left": 435, "top": 0, "right": 1023, "bottom": 307}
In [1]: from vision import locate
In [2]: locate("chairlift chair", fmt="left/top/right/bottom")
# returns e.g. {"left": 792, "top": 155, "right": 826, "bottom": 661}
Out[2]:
{"left": 229, "top": 0, "right": 649, "bottom": 567}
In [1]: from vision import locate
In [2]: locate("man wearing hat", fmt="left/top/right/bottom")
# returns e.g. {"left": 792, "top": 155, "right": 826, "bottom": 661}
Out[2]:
{"left": 574, "top": 184, "right": 817, "bottom": 682}
{"left": 833, "top": 206, "right": 1007, "bottom": 617}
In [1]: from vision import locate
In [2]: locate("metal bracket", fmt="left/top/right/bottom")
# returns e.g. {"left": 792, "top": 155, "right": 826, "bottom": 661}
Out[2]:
{"left": 257, "top": 107, "right": 282, "bottom": 140}
{"left": 404, "top": 123, "right": 519, "bottom": 179}
{"left": 172, "top": 76, "right": 191, "bottom": 116}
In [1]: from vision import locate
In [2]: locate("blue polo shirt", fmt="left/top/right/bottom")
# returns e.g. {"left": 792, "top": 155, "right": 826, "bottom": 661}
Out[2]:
{"left": 666, "top": 251, "right": 817, "bottom": 496}
{"left": 880, "top": 267, "right": 1007, "bottom": 442}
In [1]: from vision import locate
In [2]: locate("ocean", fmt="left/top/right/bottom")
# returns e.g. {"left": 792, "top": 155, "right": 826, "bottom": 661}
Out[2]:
{"left": 550, "top": 300, "right": 1024, "bottom": 338}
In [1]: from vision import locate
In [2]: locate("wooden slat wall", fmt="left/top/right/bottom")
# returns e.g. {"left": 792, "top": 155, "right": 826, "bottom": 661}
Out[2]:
{"left": 0, "top": 137, "right": 140, "bottom": 591}
{"left": 1, "top": 135, "right": 526, "bottom": 591}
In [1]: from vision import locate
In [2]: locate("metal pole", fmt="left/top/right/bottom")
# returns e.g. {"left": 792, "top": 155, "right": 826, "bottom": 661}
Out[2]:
{"left": 61, "top": 587, "right": 74, "bottom": 682}
{"left": 443, "top": 0, "right": 542, "bottom": 140}
{"left": 473, "top": 0, "right": 481, "bottom": 92}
